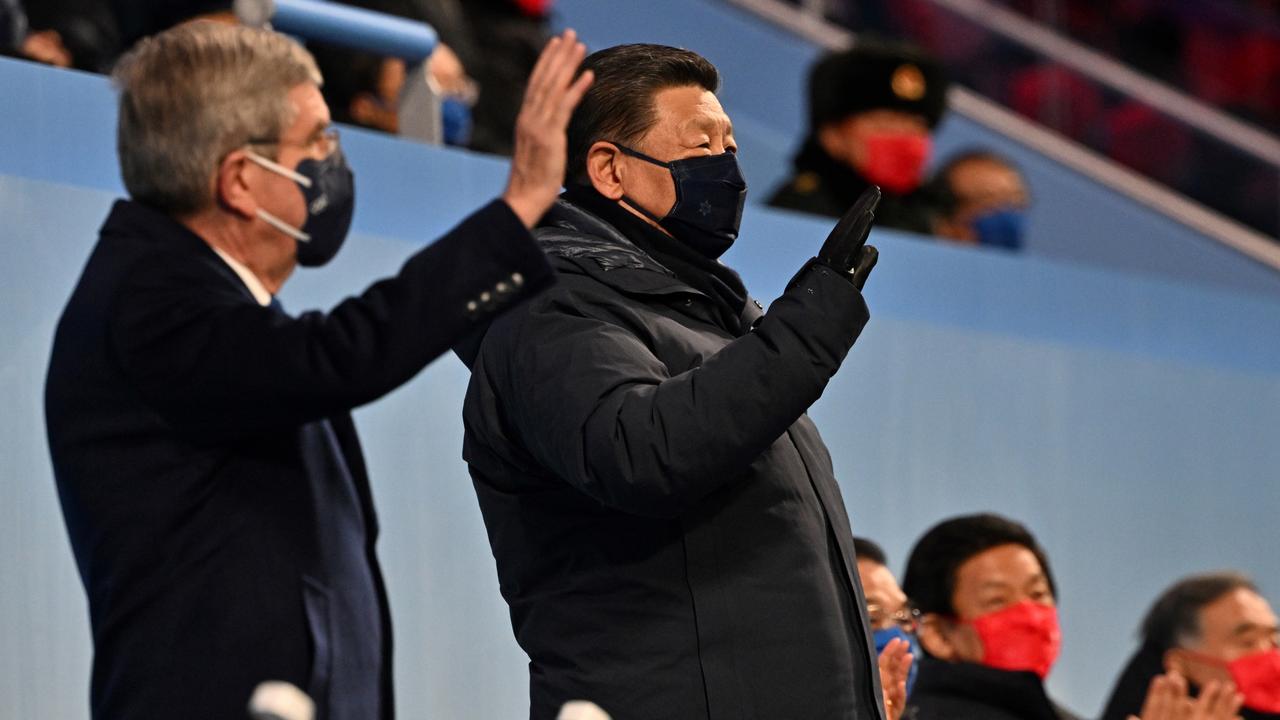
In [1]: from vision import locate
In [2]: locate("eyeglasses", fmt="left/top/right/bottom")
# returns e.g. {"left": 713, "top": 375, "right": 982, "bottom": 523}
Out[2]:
{"left": 866, "top": 603, "right": 922, "bottom": 633}
{"left": 247, "top": 128, "right": 341, "bottom": 157}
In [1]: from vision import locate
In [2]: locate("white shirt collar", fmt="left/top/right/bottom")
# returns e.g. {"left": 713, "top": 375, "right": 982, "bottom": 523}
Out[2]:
{"left": 212, "top": 247, "right": 273, "bottom": 307}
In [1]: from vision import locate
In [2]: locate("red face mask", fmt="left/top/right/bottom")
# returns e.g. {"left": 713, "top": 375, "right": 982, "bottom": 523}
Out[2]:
{"left": 1214, "top": 649, "right": 1280, "bottom": 713}
{"left": 860, "top": 132, "right": 931, "bottom": 195}
{"left": 966, "top": 600, "right": 1062, "bottom": 679}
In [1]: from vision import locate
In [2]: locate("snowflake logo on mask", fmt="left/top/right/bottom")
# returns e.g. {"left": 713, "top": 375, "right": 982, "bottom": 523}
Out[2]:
{"left": 699, "top": 200, "right": 713, "bottom": 217}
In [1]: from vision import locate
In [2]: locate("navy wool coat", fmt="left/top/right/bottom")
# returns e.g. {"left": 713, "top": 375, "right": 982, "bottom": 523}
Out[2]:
{"left": 45, "top": 198, "right": 552, "bottom": 720}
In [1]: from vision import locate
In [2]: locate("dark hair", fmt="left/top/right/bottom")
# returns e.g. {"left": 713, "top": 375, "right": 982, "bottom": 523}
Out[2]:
{"left": 931, "top": 148, "right": 1020, "bottom": 216}
{"left": 854, "top": 536, "right": 887, "bottom": 566}
{"left": 307, "top": 0, "right": 419, "bottom": 127}
{"left": 901, "top": 512, "right": 1057, "bottom": 616}
{"left": 1140, "top": 572, "right": 1258, "bottom": 653}
{"left": 935, "top": 148, "right": 1017, "bottom": 187}
{"left": 808, "top": 37, "right": 948, "bottom": 131}
{"left": 309, "top": 44, "right": 386, "bottom": 126}
{"left": 566, "top": 44, "right": 720, "bottom": 183}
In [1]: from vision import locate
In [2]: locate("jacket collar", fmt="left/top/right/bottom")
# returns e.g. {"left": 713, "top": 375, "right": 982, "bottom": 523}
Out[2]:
{"left": 536, "top": 198, "right": 706, "bottom": 299}
{"left": 537, "top": 199, "right": 765, "bottom": 335}
{"left": 911, "top": 657, "right": 1066, "bottom": 720}
{"left": 100, "top": 199, "right": 270, "bottom": 307}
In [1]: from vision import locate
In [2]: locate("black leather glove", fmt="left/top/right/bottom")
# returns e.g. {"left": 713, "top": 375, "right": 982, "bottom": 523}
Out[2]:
{"left": 816, "top": 186, "right": 881, "bottom": 290}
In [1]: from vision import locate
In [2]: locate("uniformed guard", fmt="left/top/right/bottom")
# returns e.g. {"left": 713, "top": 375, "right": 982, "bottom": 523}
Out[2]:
{"left": 768, "top": 39, "right": 949, "bottom": 234}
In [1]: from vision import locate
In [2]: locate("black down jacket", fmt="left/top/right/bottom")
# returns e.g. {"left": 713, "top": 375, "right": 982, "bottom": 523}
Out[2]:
{"left": 459, "top": 198, "right": 885, "bottom": 720}
{"left": 905, "top": 658, "right": 1084, "bottom": 720}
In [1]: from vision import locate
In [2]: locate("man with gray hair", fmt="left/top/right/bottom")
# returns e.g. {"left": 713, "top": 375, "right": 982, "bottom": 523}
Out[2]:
{"left": 1102, "top": 572, "right": 1280, "bottom": 720}
{"left": 44, "top": 20, "right": 592, "bottom": 720}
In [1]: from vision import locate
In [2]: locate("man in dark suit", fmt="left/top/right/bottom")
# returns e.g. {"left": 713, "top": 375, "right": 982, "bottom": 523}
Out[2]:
{"left": 44, "top": 20, "right": 592, "bottom": 720}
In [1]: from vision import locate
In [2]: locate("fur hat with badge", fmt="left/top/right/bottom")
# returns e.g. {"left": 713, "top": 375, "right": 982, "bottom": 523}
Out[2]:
{"left": 807, "top": 38, "right": 949, "bottom": 131}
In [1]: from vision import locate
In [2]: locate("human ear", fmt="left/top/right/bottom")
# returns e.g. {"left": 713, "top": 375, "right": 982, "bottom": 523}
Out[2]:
{"left": 216, "top": 150, "right": 258, "bottom": 220}
{"left": 1163, "top": 648, "right": 1190, "bottom": 677}
{"left": 917, "top": 615, "right": 959, "bottom": 662}
{"left": 586, "top": 141, "right": 626, "bottom": 200}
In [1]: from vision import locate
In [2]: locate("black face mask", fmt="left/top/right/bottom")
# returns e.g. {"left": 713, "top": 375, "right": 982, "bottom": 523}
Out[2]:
{"left": 248, "top": 147, "right": 356, "bottom": 267}
{"left": 293, "top": 149, "right": 355, "bottom": 267}
{"left": 612, "top": 143, "right": 748, "bottom": 259}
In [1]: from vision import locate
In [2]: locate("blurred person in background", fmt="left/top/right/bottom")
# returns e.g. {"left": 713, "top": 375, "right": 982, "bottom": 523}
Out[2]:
{"left": 901, "top": 513, "right": 1082, "bottom": 720}
{"left": 309, "top": 45, "right": 408, "bottom": 134}
{"left": 453, "top": 0, "right": 552, "bottom": 155}
{"left": 931, "top": 149, "right": 1030, "bottom": 250}
{"left": 0, "top": 0, "right": 19, "bottom": 52}
{"left": 0, "top": 0, "right": 122, "bottom": 71}
{"left": 856, "top": 536, "right": 922, "bottom": 692}
{"left": 856, "top": 536, "right": 919, "bottom": 719}
{"left": 109, "top": 0, "right": 236, "bottom": 49}
{"left": 318, "top": 0, "right": 550, "bottom": 154}
{"left": 315, "top": 0, "right": 478, "bottom": 145}
{"left": 768, "top": 38, "right": 948, "bottom": 235}
{"left": 359, "top": 0, "right": 553, "bottom": 155}
{"left": 1102, "top": 572, "right": 1279, "bottom": 720}
{"left": 309, "top": 37, "right": 477, "bottom": 145}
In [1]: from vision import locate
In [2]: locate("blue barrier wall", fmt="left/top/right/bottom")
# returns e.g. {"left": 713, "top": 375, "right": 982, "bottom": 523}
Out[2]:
{"left": 2, "top": 54, "right": 1280, "bottom": 718}
{"left": 552, "top": 0, "right": 1280, "bottom": 301}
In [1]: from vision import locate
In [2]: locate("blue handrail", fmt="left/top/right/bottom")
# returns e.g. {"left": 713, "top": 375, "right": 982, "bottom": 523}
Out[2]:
{"left": 243, "top": 0, "right": 438, "bottom": 62}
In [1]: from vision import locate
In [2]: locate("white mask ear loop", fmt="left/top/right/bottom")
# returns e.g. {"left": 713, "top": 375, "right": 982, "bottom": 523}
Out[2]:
{"left": 245, "top": 150, "right": 312, "bottom": 242}
{"left": 246, "top": 150, "right": 313, "bottom": 188}
{"left": 255, "top": 208, "right": 310, "bottom": 242}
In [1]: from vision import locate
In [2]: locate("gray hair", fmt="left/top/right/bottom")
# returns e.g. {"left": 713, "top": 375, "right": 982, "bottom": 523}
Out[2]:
{"left": 113, "top": 21, "right": 322, "bottom": 215}
{"left": 1140, "top": 571, "right": 1259, "bottom": 652}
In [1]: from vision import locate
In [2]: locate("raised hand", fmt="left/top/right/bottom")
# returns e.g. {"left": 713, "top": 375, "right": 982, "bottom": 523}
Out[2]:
{"left": 815, "top": 186, "right": 880, "bottom": 290}
{"left": 878, "top": 636, "right": 913, "bottom": 720}
{"left": 502, "top": 29, "right": 595, "bottom": 229}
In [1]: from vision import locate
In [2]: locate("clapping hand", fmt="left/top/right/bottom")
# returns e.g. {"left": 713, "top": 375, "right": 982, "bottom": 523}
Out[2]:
{"left": 1130, "top": 672, "right": 1243, "bottom": 720}
{"left": 878, "top": 636, "right": 913, "bottom": 720}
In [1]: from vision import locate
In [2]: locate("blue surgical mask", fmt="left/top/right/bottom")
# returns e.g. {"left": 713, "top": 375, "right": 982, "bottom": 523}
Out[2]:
{"left": 971, "top": 208, "right": 1026, "bottom": 250}
{"left": 441, "top": 96, "right": 473, "bottom": 147}
{"left": 873, "top": 626, "right": 920, "bottom": 696}
{"left": 611, "top": 143, "right": 748, "bottom": 259}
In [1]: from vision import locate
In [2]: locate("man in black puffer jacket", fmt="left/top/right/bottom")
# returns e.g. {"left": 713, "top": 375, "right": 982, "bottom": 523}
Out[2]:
{"left": 458, "top": 43, "right": 886, "bottom": 720}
